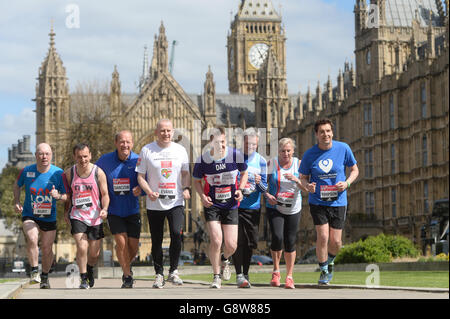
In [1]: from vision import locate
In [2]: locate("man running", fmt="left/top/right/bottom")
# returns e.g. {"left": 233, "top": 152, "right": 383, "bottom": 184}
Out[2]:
{"left": 65, "top": 143, "right": 110, "bottom": 289}
{"left": 193, "top": 127, "right": 248, "bottom": 289}
{"left": 14, "top": 143, "right": 68, "bottom": 289}
{"left": 232, "top": 128, "right": 267, "bottom": 288}
{"left": 136, "top": 119, "right": 191, "bottom": 289}
{"left": 299, "top": 118, "right": 359, "bottom": 285}
{"left": 96, "top": 130, "right": 142, "bottom": 288}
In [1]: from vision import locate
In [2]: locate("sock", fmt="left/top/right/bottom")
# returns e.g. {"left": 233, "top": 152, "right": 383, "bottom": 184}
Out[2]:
{"left": 41, "top": 272, "right": 48, "bottom": 277}
{"left": 80, "top": 273, "right": 88, "bottom": 280}
{"left": 87, "top": 264, "right": 94, "bottom": 272}
{"left": 327, "top": 253, "right": 336, "bottom": 265}
{"left": 31, "top": 266, "right": 38, "bottom": 272}
{"left": 221, "top": 253, "right": 228, "bottom": 261}
{"left": 319, "top": 261, "right": 329, "bottom": 273}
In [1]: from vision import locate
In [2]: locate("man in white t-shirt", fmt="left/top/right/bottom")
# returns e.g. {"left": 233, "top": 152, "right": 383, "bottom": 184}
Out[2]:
{"left": 136, "top": 119, "right": 191, "bottom": 288}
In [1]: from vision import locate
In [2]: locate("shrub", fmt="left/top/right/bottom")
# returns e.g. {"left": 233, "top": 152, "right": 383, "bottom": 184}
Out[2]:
{"left": 335, "top": 233, "right": 419, "bottom": 264}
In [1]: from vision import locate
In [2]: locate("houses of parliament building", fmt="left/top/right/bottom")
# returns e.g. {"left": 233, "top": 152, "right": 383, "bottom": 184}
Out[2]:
{"left": 22, "top": 0, "right": 448, "bottom": 260}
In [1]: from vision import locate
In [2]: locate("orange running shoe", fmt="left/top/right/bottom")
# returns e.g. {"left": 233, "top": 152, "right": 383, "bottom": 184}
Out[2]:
{"left": 285, "top": 276, "right": 295, "bottom": 289}
{"left": 270, "top": 271, "right": 281, "bottom": 287}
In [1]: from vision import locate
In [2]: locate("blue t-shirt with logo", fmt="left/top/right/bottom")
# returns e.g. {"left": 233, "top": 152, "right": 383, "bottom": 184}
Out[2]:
{"left": 193, "top": 147, "right": 248, "bottom": 210}
{"left": 239, "top": 151, "right": 268, "bottom": 210}
{"left": 96, "top": 150, "right": 140, "bottom": 217}
{"left": 16, "top": 164, "right": 67, "bottom": 222}
{"left": 299, "top": 141, "right": 357, "bottom": 207}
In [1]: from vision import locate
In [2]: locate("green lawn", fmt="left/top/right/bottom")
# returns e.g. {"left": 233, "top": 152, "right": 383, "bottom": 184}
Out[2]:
{"left": 175, "top": 271, "right": 449, "bottom": 289}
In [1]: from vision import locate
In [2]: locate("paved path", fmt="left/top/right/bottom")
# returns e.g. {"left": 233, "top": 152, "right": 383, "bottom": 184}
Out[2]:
{"left": 12, "top": 277, "right": 449, "bottom": 300}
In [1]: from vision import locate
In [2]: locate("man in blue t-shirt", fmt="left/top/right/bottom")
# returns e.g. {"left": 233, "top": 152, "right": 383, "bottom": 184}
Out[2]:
{"left": 299, "top": 119, "right": 359, "bottom": 285}
{"left": 13, "top": 143, "right": 68, "bottom": 289}
{"left": 193, "top": 127, "right": 248, "bottom": 289}
{"left": 96, "top": 130, "right": 142, "bottom": 288}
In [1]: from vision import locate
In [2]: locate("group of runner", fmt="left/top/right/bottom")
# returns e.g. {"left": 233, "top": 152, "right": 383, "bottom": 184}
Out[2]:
{"left": 13, "top": 117, "right": 358, "bottom": 290}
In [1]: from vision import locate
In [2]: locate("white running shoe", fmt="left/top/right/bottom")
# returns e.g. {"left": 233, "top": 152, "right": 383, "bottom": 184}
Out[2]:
{"left": 167, "top": 270, "right": 183, "bottom": 286}
{"left": 210, "top": 275, "right": 221, "bottom": 289}
{"left": 221, "top": 259, "right": 231, "bottom": 281}
{"left": 30, "top": 270, "right": 41, "bottom": 284}
{"left": 236, "top": 273, "right": 250, "bottom": 288}
{"left": 152, "top": 274, "right": 165, "bottom": 289}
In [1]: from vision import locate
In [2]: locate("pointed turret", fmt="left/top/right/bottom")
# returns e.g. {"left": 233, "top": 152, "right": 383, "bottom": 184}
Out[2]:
{"left": 138, "top": 45, "right": 149, "bottom": 92}
{"left": 204, "top": 66, "right": 216, "bottom": 127}
{"left": 427, "top": 10, "right": 436, "bottom": 59}
{"left": 110, "top": 65, "right": 122, "bottom": 124}
{"left": 316, "top": 80, "right": 322, "bottom": 112}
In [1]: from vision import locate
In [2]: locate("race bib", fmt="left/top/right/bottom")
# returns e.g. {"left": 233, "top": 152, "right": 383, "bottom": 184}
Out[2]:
{"left": 33, "top": 202, "right": 52, "bottom": 216}
{"left": 215, "top": 186, "right": 232, "bottom": 202}
{"left": 75, "top": 192, "right": 93, "bottom": 209}
{"left": 159, "top": 182, "right": 176, "bottom": 200}
{"left": 320, "top": 185, "right": 338, "bottom": 201}
{"left": 113, "top": 178, "right": 130, "bottom": 195}
{"left": 277, "top": 192, "right": 294, "bottom": 207}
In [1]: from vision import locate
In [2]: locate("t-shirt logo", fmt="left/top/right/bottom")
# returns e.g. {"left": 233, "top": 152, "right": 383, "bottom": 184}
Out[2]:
{"left": 319, "top": 159, "right": 333, "bottom": 173}
{"left": 161, "top": 168, "right": 172, "bottom": 179}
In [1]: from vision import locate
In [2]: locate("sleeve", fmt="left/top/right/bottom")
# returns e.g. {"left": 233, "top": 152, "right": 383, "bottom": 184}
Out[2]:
{"left": 16, "top": 168, "right": 25, "bottom": 187}
{"left": 192, "top": 158, "right": 203, "bottom": 180}
{"left": 135, "top": 147, "right": 147, "bottom": 175}
{"left": 235, "top": 150, "right": 247, "bottom": 172}
{"left": 299, "top": 152, "right": 311, "bottom": 175}
{"left": 58, "top": 170, "right": 68, "bottom": 194}
{"left": 181, "top": 146, "right": 190, "bottom": 172}
{"left": 344, "top": 144, "right": 357, "bottom": 167}
{"left": 256, "top": 156, "right": 268, "bottom": 193}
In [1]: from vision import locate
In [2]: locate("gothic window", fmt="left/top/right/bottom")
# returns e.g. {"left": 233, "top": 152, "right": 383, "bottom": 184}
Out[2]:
{"left": 365, "top": 191, "right": 375, "bottom": 215}
{"left": 391, "top": 188, "right": 397, "bottom": 218}
{"left": 421, "top": 82, "right": 427, "bottom": 118}
{"left": 364, "top": 149, "right": 374, "bottom": 178}
{"left": 422, "top": 135, "right": 428, "bottom": 166}
{"left": 391, "top": 144, "right": 395, "bottom": 174}
{"left": 423, "top": 181, "right": 429, "bottom": 213}
{"left": 389, "top": 94, "right": 395, "bottom": 129}
{"left": 366, "top": 50, "right": 371, "bottom": 65}
{"left": 363, "top": 103, "right": 373, "bottom": 136}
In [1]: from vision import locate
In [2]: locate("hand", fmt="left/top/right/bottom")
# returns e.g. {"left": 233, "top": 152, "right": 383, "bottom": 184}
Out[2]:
{"left": 284, "top": 173, "right": 299, "bottom": 184}
{"left": 148, "top": 191, "right": 159, "bottom": 201}
{"left": 132, "top": 186, "right": 141, "bottom": 197}
{"left": 307, "top": 182, "right": 316, "bottom": 193}
{"left": 254, "top": 174, "right": 261, "bottom": 184}
{"left": 265, "top": 193, "right": 277, "bottom": 206}
{"left": 201, "top": 194, "right": 213, "bottom": 208}
{"left": 336, "top": 181, "right": 348, "bottom": 192}
{"left": 99, "top": 209, "right": 108, "bottom": 220}
{"left": 235, "top": 189, "right": 243, "bottom": 202}
{"left": 14, "top": 203, "right": 23, "bottom": 214}
{"left": 183, "top": 189, "right": 191, "bottom": 200}
{"left": 50, "top": 185, "right": 60, "bottom": 199}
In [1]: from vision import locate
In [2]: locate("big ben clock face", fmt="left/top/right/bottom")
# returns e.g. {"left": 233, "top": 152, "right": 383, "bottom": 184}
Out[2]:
{"left": 248, "top": 43, "right": 269, "bottom": 69}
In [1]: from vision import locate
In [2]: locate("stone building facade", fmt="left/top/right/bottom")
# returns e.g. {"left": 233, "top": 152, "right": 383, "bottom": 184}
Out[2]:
{"left": 4, "top": 135, "right": 34, "bottom": 170}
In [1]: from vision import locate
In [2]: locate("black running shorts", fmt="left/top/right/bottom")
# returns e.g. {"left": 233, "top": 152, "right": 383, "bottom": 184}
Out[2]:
{"left": 70, "top": 218, "right": 105, "bottom": 240}
{"left": 309, "top": 204, "right": 347, "bottom": 229}
{"left": 204, "top": 206, "right": 239, "bottom": 225}
{"left": 22, "top": 216, "right": 56, "bottom": 232}
{"left": 107, "top": 213, "right": 141, "bottom": 239}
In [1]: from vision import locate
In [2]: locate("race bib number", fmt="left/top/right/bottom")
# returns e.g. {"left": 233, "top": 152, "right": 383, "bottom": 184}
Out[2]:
{"left": 277, "top": 192, "right": 294, "bottom": 207}
{"left": 320, "top": 185, "right": 338, "bottom": 201}
{"left": 33, "top": 202, "right": 52, "bottom": 216}
{"left": 159, "top": 183, "right": 176, "bottom": 200}
{"left": 215, "top": 186, "right": 232, "bottom": 202}
{"left": 113, "top": 178, "right": 130, "bottom": 195}
{"left": 75, "top": 192, "right": 93, "bottom": 209}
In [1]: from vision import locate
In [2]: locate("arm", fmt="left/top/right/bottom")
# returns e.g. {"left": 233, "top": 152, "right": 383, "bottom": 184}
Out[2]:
{"left": 181, "top": 170, "right": 191, "bottom": 200}
{"left": 137, "top": 172, "right": 159, "bottom": 201}
{"left": 336, "top": 164, "right": 359, "bottom": 192}
{"left": 300, "top": 173, "right": 316, "bottom": 193}
{"left": 63, "top": 169, "right": 72, "bottom": 225}
{"left": 193, "top": 178, "right": 213, "bottom": 208}
{"left": 13, "top": 182, "right": 23, "bottom": 214}
{"left": 97, "top": 168, "right": 110, "bottom": 219}
{"left": 235, "top": 170, "right": 248, "bottom": 202}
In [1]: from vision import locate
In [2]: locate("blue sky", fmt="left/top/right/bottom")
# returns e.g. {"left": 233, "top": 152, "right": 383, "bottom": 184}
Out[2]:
{"left": 0, "top": 0, "right": 356, "bottom": 169}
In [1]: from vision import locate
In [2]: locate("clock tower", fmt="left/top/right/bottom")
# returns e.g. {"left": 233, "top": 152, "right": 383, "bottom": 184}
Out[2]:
{"left": 227, "top": 0, "right": 286, "bottom": 95}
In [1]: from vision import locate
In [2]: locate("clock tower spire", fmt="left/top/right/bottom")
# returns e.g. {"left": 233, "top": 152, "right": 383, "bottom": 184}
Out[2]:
{"left": 227, "top": 0, "right": 286, "bottom": 95}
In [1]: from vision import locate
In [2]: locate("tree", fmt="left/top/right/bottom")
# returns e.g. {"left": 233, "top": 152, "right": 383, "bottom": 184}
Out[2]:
{"left": 0, "top": 166, "right": 22, "bottom": 232}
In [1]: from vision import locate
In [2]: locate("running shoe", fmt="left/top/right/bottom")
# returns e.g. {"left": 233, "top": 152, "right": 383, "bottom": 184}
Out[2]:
{"left": 87, "top": 266, "right": 95, "bottom": 288}
{"left": 40, "top": 274, "right": 50, "bottom": 289}
{"left": 30, "top": 270, "right": 41, "bottom": 284}
{"left": 167, "top": 270, "right": 183, "bottom": 285}
{"left": 210, "top": 275, "right": 221, "bottom": 289}
{"left": 270, "top": 271, "right": 281, "bottom": 287}
{"left": 318, "top": 270, "right": 330, "bottom": 285}
{"left": 221, "top": 259, "right": 231, "bottom": 281}
{"left": 244, "top": 274, "right": 252, "bottom": 288}
{"left": 121, "top": 276, "right": 134, "bottom": 288}
{"left": 236, "top": 273, "right": 250, "bottom": 288}
{"left": 152, "top": 274, "right": 165, "bottom": 289}
{"left": 79, "top": 277, "right": 90, "bottom": 289}
{"left": 328, "top": 263, "right": 334, "bottom": 282}
{"left": 285, "top": 276, "right": 295, "bottom": 289}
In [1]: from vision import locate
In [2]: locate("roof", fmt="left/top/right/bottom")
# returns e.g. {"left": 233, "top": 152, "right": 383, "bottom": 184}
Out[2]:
{"left": 385, "top": 0, "right": 443, "bottom": 27}
{"left": 238, "top": 0, "right": 281, "bottom": 21}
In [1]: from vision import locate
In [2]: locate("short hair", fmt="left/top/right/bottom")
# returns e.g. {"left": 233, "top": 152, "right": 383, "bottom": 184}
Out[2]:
{"left": 115, "top": 130, "right": 133, "bottom": 142}
{"left": 155, "top": 119, "right": 173, "bottom": 131}
{"left": 209, "top": 126, "right": 226, "bottom": 141}
{"left": 314, "top": 118, "right": 333, "bottom": 133}
{"left": 243, "top": 127, "right": 260, "bottom": 139}
{"left": 73, "top": 143, "right": 90, "bottom": 155}
{"left": 278, "top": 137, "right": 296, "bottom": 150}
